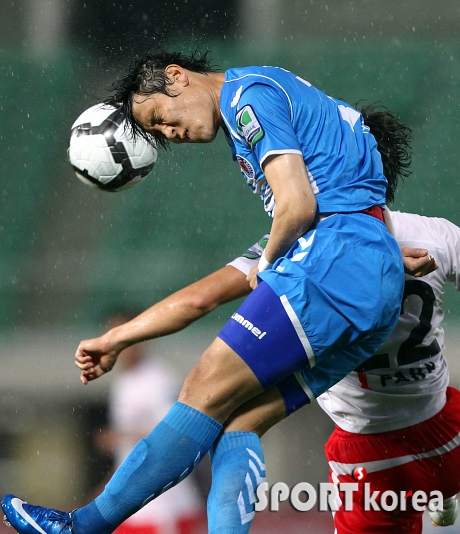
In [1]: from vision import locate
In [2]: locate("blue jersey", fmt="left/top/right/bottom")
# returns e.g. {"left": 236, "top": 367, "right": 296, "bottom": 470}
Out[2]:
{"left": 218, "top": 66, "right": 404, "bottom": 406}
{"left": 220, "top": 66, "right": 387, "bottom": 216}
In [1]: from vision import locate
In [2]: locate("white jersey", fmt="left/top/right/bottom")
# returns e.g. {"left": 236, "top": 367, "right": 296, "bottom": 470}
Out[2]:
{"left": 319, "top": 211, "right": 460, "bottom": 433}
{"left": 230, "top": 213, "right": 460, "bottom": 434}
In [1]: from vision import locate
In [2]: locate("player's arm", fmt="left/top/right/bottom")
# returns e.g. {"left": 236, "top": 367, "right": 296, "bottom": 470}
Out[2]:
{"left": 247, "top": 153, "right": 316, "bottom": 288}
{"left": 112, "top": 265, "right": 251, "bottom": 339}
{"left": 75, "top": 265, "right": 251, "bottom": 384}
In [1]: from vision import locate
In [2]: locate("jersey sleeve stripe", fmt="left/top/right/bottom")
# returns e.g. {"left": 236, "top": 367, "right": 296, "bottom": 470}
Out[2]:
{"left": 259, "top": 149, "right": 303, "bottom": 168}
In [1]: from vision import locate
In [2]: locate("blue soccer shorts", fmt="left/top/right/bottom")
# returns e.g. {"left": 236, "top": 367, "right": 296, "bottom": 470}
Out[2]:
{"left": 218, "top": 213, "right": 404, "bottom": 415}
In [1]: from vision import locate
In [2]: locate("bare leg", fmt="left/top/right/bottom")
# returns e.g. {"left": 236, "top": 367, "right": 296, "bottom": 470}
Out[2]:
{"left": 223, "top": 386, "right": 286, "bottom": 437}
{"left": 178, "top": 337, "right": 266, "bottom": 422}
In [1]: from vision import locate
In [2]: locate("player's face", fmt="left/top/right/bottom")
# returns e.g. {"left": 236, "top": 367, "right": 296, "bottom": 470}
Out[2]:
{"left": 132, "top": 68, "right": 222, "bottom": 145}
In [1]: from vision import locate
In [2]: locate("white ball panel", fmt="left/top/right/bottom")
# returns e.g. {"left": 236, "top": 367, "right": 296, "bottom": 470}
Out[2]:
{"left": 68, "top": 134, "right": 110, "bottom": 169}
{"left": 118, "top": 139, "right": 158, "bottom": 170}
{"left": 71, "top": 104, "right": 118, "bottom": 129}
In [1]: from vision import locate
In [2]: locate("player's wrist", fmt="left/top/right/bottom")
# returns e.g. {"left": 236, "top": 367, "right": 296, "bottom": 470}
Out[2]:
{"left": 258, "top": 250, "right": 274, "bottom": 272}
{"left": 105, "top": 326, "right": 131, "bottom": 353}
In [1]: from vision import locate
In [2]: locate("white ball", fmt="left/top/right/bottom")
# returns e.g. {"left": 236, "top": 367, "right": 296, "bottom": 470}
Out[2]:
{"left": 68, "top": 103, "right": 157, "bottom": 192}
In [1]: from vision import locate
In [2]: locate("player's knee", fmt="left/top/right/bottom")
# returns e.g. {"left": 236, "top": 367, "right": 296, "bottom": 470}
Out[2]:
{"left": 180, "top": 351, "right": 217, "bottom": 396}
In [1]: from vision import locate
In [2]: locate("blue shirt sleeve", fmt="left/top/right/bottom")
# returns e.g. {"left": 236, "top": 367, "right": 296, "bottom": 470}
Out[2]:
{"left": 235, "top": 83, "right": 303, "bottom": 167}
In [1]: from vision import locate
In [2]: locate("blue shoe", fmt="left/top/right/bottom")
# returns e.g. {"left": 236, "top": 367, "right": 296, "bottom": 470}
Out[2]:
{"left": 2, "top": 495, "right": 74, "bottom": 534}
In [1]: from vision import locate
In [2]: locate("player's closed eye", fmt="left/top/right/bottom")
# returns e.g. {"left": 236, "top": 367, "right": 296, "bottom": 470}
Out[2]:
{"left": 150, "top": 112, "right": 163, "bottom": 128}
{"left": 148, "top": 114, "right": 168, "bottom": 146}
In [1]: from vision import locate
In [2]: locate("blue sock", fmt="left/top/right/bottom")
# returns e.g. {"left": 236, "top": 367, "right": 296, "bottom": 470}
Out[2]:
{"left": 73, "top": 402, "right": 222, "bottom": 534}
{"left": 207, "top": 431, "right": 266, "bottom": 534}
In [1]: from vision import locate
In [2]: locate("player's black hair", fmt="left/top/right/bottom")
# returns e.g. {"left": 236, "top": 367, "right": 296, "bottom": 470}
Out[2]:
{"left": 105, "top": 48, "right": 218, "bottom": 149}
{"left": 359, "top": 104, "right": 412, "bottom": 204}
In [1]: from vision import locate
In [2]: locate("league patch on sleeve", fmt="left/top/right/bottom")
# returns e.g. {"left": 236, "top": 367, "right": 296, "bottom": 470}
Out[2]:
{"left": 236, "top": 105, "right": 264, "bottom": 149}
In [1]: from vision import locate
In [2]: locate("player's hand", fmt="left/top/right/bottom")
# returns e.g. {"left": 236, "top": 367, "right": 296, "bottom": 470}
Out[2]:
{"left": 401, "top": 246, "right": 438, "bottom": 277}
{"left": 247, "top": 263, "right": 260, "bottom": 290}
{"left": 75, "top": 337, "right": 120, "bottom": 385}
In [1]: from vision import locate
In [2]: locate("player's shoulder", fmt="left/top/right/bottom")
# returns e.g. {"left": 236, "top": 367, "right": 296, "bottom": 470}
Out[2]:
{"left": 224, "top": 66, "right": 296, "bottom": 99}
{"left": 221, "top": 68, "right": 293, "bottom": 136}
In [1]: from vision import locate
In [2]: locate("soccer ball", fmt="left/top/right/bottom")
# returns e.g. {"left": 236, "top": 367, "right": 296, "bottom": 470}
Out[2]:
{"left": 68, "top": 103, "right": 157, "bottom": 192}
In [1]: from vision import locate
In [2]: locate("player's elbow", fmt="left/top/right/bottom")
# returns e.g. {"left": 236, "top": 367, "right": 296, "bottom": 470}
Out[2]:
{"left": 277, "top": 202, "right": 316, "bottom": 238}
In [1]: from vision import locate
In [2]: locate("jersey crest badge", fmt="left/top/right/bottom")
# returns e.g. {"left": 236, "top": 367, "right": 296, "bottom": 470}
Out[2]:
{"left": 236, "top": 155, "right": 256, "bottom": 182}
{"left": 236, "top": 105, "right": 264, "bottom": 148}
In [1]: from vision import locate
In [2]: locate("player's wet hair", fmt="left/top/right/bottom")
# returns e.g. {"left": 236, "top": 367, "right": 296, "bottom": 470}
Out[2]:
{"left": 105, "top": 49, "right": 217, "bottom": 149}
{"left": 359, "top": 104, "right": 412, "bottom": 204}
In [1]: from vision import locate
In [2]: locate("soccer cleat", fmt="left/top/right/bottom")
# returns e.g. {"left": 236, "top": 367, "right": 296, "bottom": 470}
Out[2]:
{"left": 429, "top": 494, "right": 458, "bottom": 527}
{"left": 1, "top": 494, "right": 74, "bottom": 534}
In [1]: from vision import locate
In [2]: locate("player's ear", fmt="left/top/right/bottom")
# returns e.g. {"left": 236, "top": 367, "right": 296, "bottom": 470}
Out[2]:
{"left": 164, "top": 65, "right": 189, "bottom": 87}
